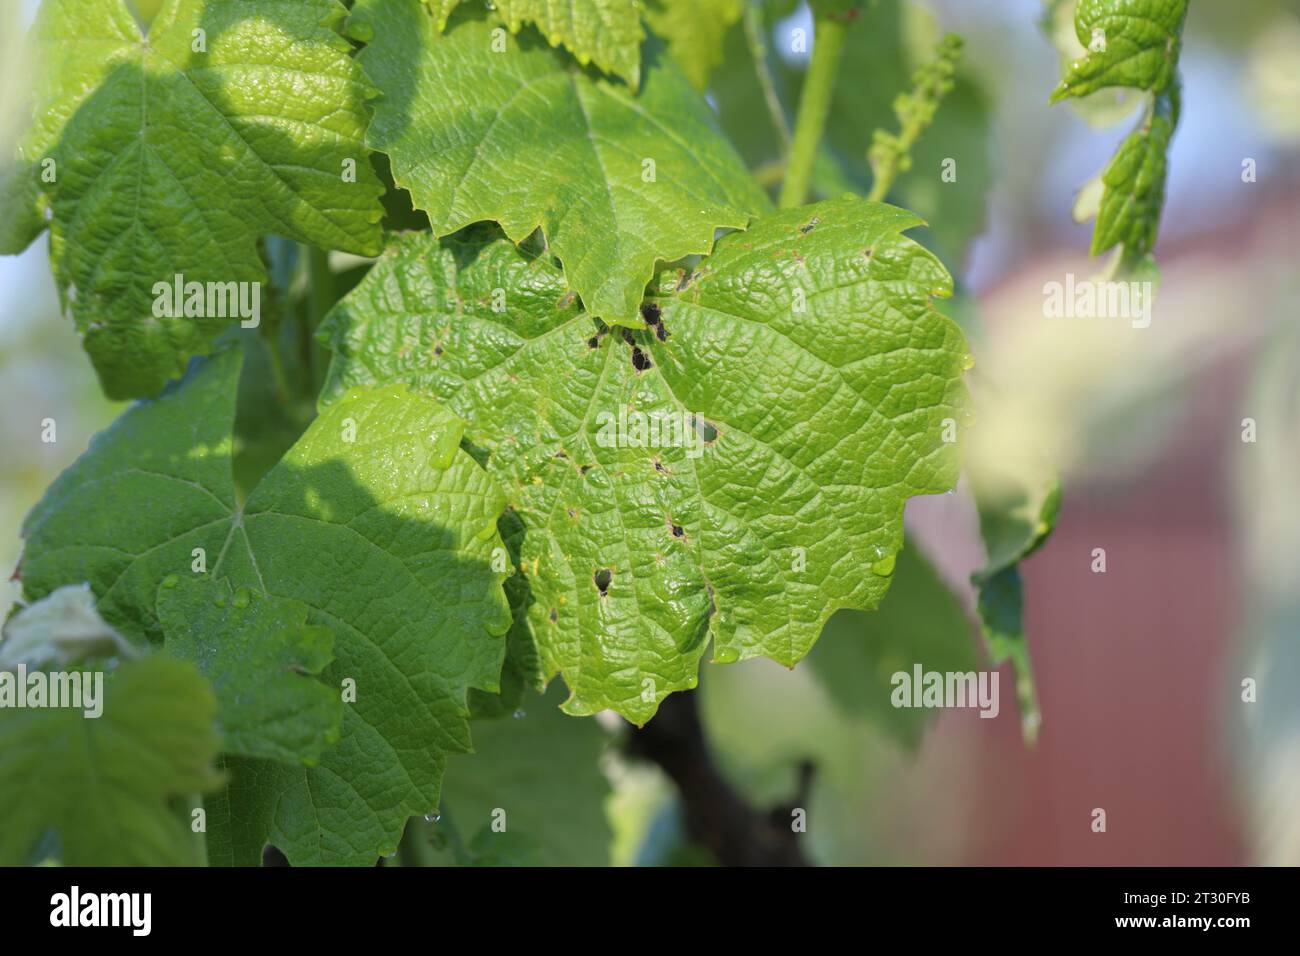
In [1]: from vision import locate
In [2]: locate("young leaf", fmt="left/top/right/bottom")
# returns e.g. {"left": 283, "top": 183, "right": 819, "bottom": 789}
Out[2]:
{"left": 424, "top": 0, "right": 645, "bottom": 88}
{"left": 321, "top": 197, "right": 969, "bottom": 724}
{"left": 0, "top": 583, "right": 134, "bottom": 669}
{"left": 0, "top": 656, "right": 222, "bottom": 866}
{"left": 157, "top": 576, "right": 343, "bottom": 766}
{"left": 20, "top": 348, "right": 514, "bottom": 864}
{"left": 2, "top": 0, "right": 385, "bottom": 398}
{"left": 1050, "top": 0, "right": 1188, "bottom": 268}
{"left": 1050, "top": 0, "right": 1188, "bottom": 101}
{"left": 353, "top": 0, "right": 769, "bottom": 325}
{"left": 643, "top": 0, "right": 743, "bottom": 91}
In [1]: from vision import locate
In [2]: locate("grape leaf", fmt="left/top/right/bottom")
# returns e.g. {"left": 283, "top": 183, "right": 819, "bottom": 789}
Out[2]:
{"left": 1050, "top": 0, "right": 1188, "bottom": 267}
{"left": 1050, "top": 0, "right": 1188, "bottom": 101}
{"left": 1, "top": 0, "right": 384, "bottom": 399}
{"left": 157, "top": 576, "right": 343, "bottom": 766}
{"left": 643, "top": 0, "right": 743, "bottom": 91}
{"left": 20, "top": 348, "right": 514, "bottom": 864}
{"left": 424, "top": 682, "right": 613, "bottom": 866}
{"left": 353, "top": 0, "right": 769, "bottom": 325}
{"left": 0, "top": 655, "right": 222, "bottom": 866}
{"left": 321, "top": 197, "right": 969, "bottom": 724}
{"left": 1089, "top": 95, "right": 1176, "bottom": 258}
{"left": 425, "top": 0, "right": 644, "bottom": 88}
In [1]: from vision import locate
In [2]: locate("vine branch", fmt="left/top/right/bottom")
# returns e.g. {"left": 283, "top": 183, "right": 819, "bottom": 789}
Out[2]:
{"left": 627, "top": 690, "right": 813, "bottom": 866}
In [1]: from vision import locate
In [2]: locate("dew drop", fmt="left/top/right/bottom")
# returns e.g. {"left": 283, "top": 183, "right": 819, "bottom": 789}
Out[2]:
{"left": 961, "top": 352, "right": 975, "bottom": 371}
{"left": 161, "top": 574, "right": 179, "bottom": 589}
{"left": 512, "top": 709, "right": 526, "bottom": 719}
{"left": 870, "top": 554, "right": 896, "bottom": 577}
{"left": 714, "top": 647, "right": 740, "bottom": 664}
{"left": 424, "top": 811, "right": 441, "bottom": 823}
{"left": 232, "top": 587, "right": 251, "bottom": 609}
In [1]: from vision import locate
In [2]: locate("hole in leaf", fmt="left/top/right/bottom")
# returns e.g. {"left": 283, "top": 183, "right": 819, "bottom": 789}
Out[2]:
{"left": 694, "top": 417, "right": 719, "bottom": 444}
{"left": 594, "top": 569, "right": 612, "bottom": 596}
{"left": 641, "top": 302, "right": 661, "bottom": 325}
{"left": 620, "top": 327, "right": 636, "bottom": 346}
{"left": 671, "top": 524, "right": 684, "bottom": 538}
{"left": 631, "top": 347, "right": 652, "bottom": 372}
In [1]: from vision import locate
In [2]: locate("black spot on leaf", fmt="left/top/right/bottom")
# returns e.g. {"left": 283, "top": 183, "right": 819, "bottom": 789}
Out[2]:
{"left": 800, "top": 216, "right": 820, "bottom": 234}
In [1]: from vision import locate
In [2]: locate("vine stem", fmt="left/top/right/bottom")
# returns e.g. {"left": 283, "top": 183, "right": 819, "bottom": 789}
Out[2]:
{"left": 743, "top": 1, "right": 790, "bottom": 155}
{"left": 778, "top": 12, "right": 850, "bottom": 209}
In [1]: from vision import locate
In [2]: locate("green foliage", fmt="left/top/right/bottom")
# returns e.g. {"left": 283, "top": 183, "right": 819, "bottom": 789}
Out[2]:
{"left": 157, "top": 576, "right": 343, "bottom": 765}
{"left": 0, "top": 654, "right": 222, "bottom": 866}
{"left": 425, "top": 0, "right": 645, "bottom": 87}
{"left": 0, "top": 0, "right": 1103, "bottom": 868}
{"left": 354, "top": 0, "right": 768, "bottom": 325}
{"left": 867, "top": 33, "right": 963, "bottom": 202}
{"left": 643, "top": 0, "right": 743, "bottom": 90}
{"left": 321, "top": 197, "right": 969, "bottom": 724}
{"left": 20, "top": 348, "right": 513, "bottom": 864}
{"left": 1050, "top": 0, "right": 1189, "bottom": 268}
{"left": 1, "top": 0, "right": 384, "bottom": 398}
{"left": 811, "top": 543, "right": 977, "bottom": 748}
{"left": 420, "top": 682, "right": 613, "bottom": 866}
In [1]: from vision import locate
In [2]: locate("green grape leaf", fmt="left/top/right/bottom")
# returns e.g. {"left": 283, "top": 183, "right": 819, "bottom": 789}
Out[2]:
{"left": 1050, "top": 0, "right": 1189, "bottom": 102}
{"left": 0, "top": 655, "right": 222, "bottom": 866}
{"left": 810, "top": 543, "right": 977, "bottom": 749}
{"left": 1050, "top": 0, "right": 1188, "bottom": 267}
{"left": 321, "top": 196, "right": 969, "bottom": 724}
{"left": 2, "top": 0, "right": 384, "bottom": 399}
{"left": 425, "top": 0, "right": 644, "bottom": 87}
{"left": 354, "top": 0, "right": 769, "bottom": 325}
{"left": 20, "top": 348, "right": 513, "bottom": 864}
{"left": 157, "top": 576, "right": 343, "bottom": 766}
{"left": 643, "top": 0, "right": 743, "bottom": 91}
{"left": 1089, "top": 94, "right": 1175, "bottom": 258}
{"left": 425, "top": 682, "right": 613, "bottom": 866}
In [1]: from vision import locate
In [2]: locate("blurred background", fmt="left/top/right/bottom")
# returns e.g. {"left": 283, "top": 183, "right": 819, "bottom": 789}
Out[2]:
{"left": 2, "top": 0, "right": 1297, "bottom": 865}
